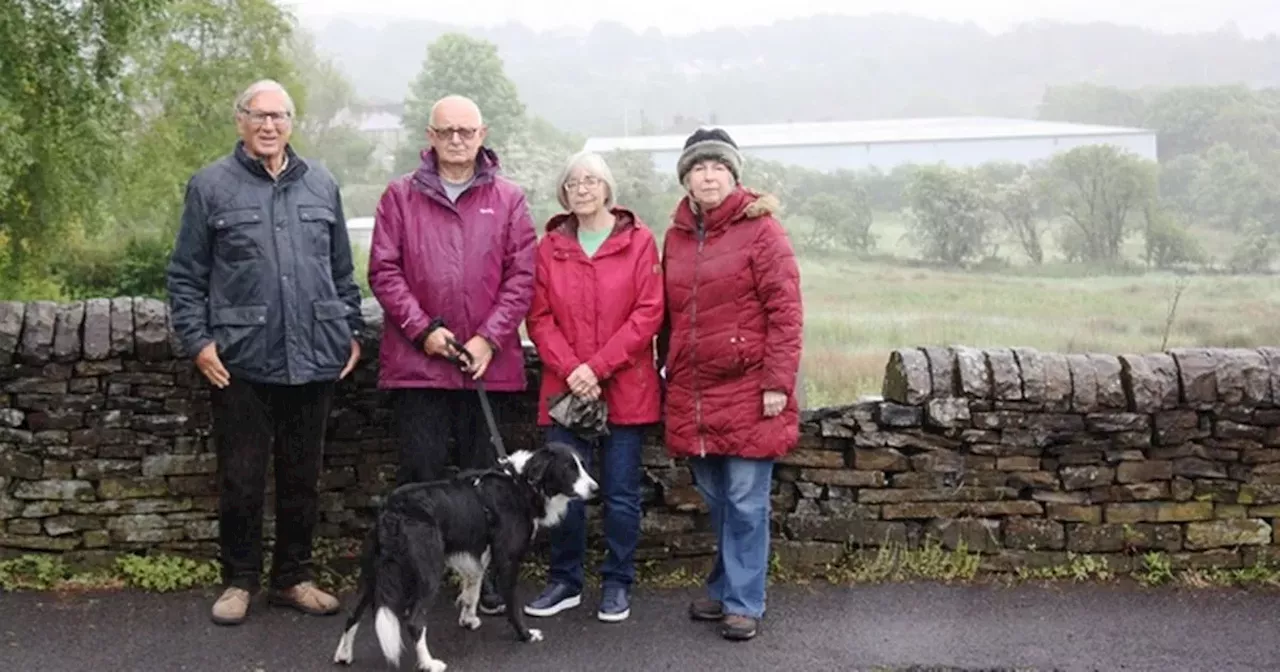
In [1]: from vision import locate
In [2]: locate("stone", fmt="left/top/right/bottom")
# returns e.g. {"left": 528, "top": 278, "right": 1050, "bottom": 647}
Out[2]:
{"left": 184, "top": 520, "right": 219, "bottom": 541}
{"left": 1119, "top": 353, "right": 1176, "bottom": 413}
{"left": 786, "top": 515, "right": 909, "bottom": 547}
{"left": 0, "top": 450, "right": 42, "bottom": 479}
{"left": 910, "top": 450, "right": 964, "bottom": 473}
{"left": 986, "top": 348, "right": 1022, "bottom": 401}
{"left": 799, "top": 469, "right": 885, "bottom": 488}
{"left": 44, "top": 515, "right": 102, "bottom": 536}
{"left": 876, "top": 403, "right": 922, "bottom": 428}
{"left": 0, "top": 533, "right": 81, "bottom": 551}
{"left": 1173, "top": 458, "right": 1227, "bottom": 479}
{"left": 82, "top": 299, "right": 111, "bottom": 360}
{"left": 0, "top": 409, "right": 22, "bottom": 428}
{"left": 921, "top": 346, "right": 957, "bottom": 397}
{"left": 819, "top": 418, "right": 855, "bottom": 438}
{"left": 925, "top": 518, "right": 1002, "bottom": 554}
{"left": 51, "top": 301, "right": 85, "bottom": 363}
{"left": 1004, "top": 518, "right": 1065, "bottom": 550}
{"left": 1068, "top": 523, "right": 1181, "bottom": 553}
{"left": 1215, "top": 420, "right": 1266, "bottom": 441}
{"left": 1039, "top": 353, "right": 1072, "bottom": 410}
{"left": 1065, "top": 354, "right": 1098, "bottom": 413}
{"left": 109, "top": 297, "right": 135, "bottom": 357}
{"left": 996, "top": 456, "right": 1040, "bottom": 471}
{"left": 882, "top": 348, "right": 931, "bottom": 405}
{"left": 1047, "top": 504, "right": 1102, "bottom": 523}
{"left": 856, "top": 486, "right": 1018, "bottom": 504}
{"left": 140, "top": 453, "right": 217, "bottom": 478}
{"left": 881, "top": 501, "right": 1042, "bottom": 519}
{"left": 1085, "top": 413, "right": 1149, "bottom": 433}
{"left": 1117, "top": 461, "right": 1173, "bottom": 483}
{"left": 12, "top": 479, "right": 95, "bottom": 501}
{"left": 133, "top": 298, "right": 171, "bottom": 361}
{"left": 1011, "top": 348, "right": 1046, "bottom": 404}
{"left": 1260, "top": 347, "right": 1280, "bottom": 408}
{"left": 1170, "top": 348, "right": 1217, "bottom": 407}
{"left": 73, "top": 460, "right": 141, "bottom": 480}
{"left": 777, "top": 449, "right": 846, "bottom": 469}
{"left": 925, "top": 398, "right": 970, "bottom": 428}
{"left": 1087, "top": 353, "right": 1125, "bottom": 409}
{"left": 1105, "top": 501, "right": 1213, "bottom": 524}
{"left": 1219, "top": 348, "right": 1272, "bottom": 407}
{"left": 17, "top": 301, "right": 57, "bottom": 365}
{"left": 1061, "top": 466, "right": 1114, "bottom": 490}
{"left": 0, "top": 301, "right": 25, "bottom": 364}
{"left": 953, "top": 346, "right": 990, "bottom": 398}
{"left": 1185, "top": 519, "right": 1272, "bottom": 550}
{"left": 96, "top": 478, "right": 170, "bottom": 499}
{"left": 1154, "top": 411, "right": 1207, "bottom": 445}
{"left": 853, "top": 448, "right": 909, "bottom": 472}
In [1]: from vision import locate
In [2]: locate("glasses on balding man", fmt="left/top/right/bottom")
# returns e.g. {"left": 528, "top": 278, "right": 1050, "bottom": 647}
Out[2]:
{"left": 239, "top": 108, "right": 292, "bottom": 127}
{"left": 430, "top": 126, "right": 479, "bottom": 141}
{"left": 564, "top": 176, "right": 602, "bottom": 192}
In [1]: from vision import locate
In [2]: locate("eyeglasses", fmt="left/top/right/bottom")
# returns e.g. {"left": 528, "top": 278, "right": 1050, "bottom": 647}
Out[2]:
{"left": 240, "top": 108, "right": 292, "bottom": 127}
{"left": 430, "top": 126, "right": 479, "bottom": 140}
{"left": 564, "top": 176, "right": 602, "bottom": 192}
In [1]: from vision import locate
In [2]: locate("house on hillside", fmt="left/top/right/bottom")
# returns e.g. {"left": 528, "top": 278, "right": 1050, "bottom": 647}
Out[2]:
{"left": 581, "top": 117, "right": 1159, "bottom": 174}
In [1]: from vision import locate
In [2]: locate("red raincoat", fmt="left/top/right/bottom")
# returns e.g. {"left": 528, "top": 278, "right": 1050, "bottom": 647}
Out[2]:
{"left": 527, "top": 207, "right": 665, "bottom": 426}
{"left": 660, "top": 187, "right": 804, "bottom": 460}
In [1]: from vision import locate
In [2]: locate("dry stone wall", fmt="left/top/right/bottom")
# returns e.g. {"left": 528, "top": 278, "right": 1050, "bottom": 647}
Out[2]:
{"left": 2, "top": 297, "right": 1279, "bottom": 574}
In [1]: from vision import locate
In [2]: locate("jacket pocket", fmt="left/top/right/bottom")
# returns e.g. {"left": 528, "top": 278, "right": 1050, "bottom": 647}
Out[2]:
{"left": 311, "top": 299, "right": 352, "bottom": 370}
{"left": 210, "top": 208, "right": 264, "bottom": 263}
{"left": 209, "top": 304, "right": 268, "bottom": 372}
{"left": 699, "top": 331, "right": 746, "bottom": 381}
{"left": 298, "top": 205, "right": 336, "bottom": 258}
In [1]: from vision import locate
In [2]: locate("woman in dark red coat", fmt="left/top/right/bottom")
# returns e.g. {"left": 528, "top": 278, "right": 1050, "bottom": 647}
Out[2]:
{"left": 659, "top": 128, "right": 803, "bottom": 641}
{"left": 524, "top": 151, "right": 664, "bottom": 624}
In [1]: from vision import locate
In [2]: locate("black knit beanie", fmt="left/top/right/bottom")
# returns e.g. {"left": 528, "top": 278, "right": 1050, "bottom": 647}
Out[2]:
{"left": 676, "top": 127, "right": 743, "bottom": 184}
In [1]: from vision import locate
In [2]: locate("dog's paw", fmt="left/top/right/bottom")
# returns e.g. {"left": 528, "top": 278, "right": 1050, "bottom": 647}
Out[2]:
{"left": 418, "top": 660, "right": 447, "bottom": 672}
{"left": 458, "top": 613, "right": 481, "bottom": 630}
{"left": 333, "top": 651, "right": 353, "bottom": 665}
{"left": 526, "top": 628, "right": 544, "bottom": 643}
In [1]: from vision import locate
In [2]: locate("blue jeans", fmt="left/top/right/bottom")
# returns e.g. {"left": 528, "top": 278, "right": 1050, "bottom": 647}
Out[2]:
{"left": 545, "top": 424, "right": 644, "bottom": 593}
{"left": 689, "top": 455, "right": 774, "bottom": 619}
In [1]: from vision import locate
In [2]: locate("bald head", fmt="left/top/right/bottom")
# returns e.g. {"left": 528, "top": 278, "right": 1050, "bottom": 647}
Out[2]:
{"left": 429, "top": 95, "right": 482, "bottom": 128}
{"left": 427, "top": 94, "right": 487, "bottom": 171}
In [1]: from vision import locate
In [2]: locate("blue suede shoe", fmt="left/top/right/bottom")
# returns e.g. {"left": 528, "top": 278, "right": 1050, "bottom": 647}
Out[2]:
{"left": 523, "top": 582, "right": 581, "bottom": 617}
{"left": 597, "top": 585, "right": 630, "bottom": 623}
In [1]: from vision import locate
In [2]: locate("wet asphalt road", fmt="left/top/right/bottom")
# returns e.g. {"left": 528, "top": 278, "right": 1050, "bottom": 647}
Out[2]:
{"left": 2, "top": 582, "right": 1278, "bottom": 672}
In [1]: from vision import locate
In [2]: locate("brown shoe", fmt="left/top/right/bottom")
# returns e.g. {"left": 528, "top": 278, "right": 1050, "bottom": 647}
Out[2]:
{"left": 211, "top": 587, "right": 251, "bottom": 626}
{"left": 689, "top": 597, "right": 724, "bottom": 621}
{"left": 268, "top": 581, "right": 340, "bottom": 616}
{"left": 721, "top": 614, "right": 758, "bottom": 641}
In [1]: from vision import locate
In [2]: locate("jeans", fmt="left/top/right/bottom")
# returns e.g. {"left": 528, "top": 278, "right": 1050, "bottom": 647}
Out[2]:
{"left": 689, "top": 455, "right": 774, "bottom": 619}
{"left": 210, "top": 378, "right": 335, "bottom": 592}
{"left": 545, "top": 424, "right": 645, "bottom": 594}
{"left": 392, "top": 389, "right": 512, "bottom": 486}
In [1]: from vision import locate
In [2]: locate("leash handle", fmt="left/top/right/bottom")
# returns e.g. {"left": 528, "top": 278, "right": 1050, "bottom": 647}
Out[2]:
{"left": 443, "top": 334, "right": 508, "bottom": 462}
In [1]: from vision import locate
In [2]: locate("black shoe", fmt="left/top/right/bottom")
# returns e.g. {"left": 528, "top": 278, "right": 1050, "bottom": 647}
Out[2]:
{"left": 478, "top": 574, "right": 506, "bottom": 615}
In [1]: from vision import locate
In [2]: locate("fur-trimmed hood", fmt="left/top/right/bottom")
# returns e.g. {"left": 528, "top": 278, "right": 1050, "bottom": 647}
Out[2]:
{"left": 671, "top": 187, "right": 780, "bottom": 233}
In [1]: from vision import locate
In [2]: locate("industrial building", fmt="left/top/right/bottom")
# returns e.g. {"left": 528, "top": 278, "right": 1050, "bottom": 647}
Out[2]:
{"left": 581, "top": 117, "right": 1159, "bottom": 174}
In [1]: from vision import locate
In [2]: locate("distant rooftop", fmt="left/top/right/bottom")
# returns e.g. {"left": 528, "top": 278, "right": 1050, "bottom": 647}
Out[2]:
{"left": 582, "top": 117, "right": 1153, "bottom": 153}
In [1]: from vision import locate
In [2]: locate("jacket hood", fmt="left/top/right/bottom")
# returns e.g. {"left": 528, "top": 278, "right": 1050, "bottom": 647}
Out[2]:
{"left": 672, "top": 187, "right": 779, "bottom": 232}
{"left": 411, "top": 146, "right": 502, "bottom": 197}
{"left": 544, "top": 206, "right": 639, "bottom": 237}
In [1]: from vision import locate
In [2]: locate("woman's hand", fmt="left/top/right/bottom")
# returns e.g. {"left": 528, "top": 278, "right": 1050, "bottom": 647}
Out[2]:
{"left": 567, "top": 364, "right": 600, "bottom": 399}
{"left": 763, "top": 390, "right": 787, "bottom": 417}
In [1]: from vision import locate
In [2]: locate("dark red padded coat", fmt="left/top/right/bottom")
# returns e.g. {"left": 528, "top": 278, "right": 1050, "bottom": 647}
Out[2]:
{"left": 659, "top": 187, "right": 804, "bottom": 461}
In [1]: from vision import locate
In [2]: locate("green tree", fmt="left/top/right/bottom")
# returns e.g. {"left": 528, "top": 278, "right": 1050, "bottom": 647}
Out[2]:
{"left": 1042, "top": 145, "right": 1157, "bottom": 265}
{"left": 904, "top": 165, "right": 992, "bottom": 267}
{"left": 989, "top": 171, "right": 1048, "bottom": 265}
{"left": 289, "top": 30, "right": 375, "bottom": 187}
{"left": 1186, "top": 143, "right": 1265, "bottom": 232}
{"left": 396, "top": 33, "right": 526, "bottom": 174}
{"left": 0, "top": 0, "right": 168, "bottom": 293}
{"left": 802, "top": 191, "right": 875, "bottom": 254}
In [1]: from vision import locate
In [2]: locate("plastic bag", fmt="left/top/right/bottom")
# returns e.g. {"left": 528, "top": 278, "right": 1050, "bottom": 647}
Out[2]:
{"left": 547, "top": 392, "right": 609, "bottom": 440}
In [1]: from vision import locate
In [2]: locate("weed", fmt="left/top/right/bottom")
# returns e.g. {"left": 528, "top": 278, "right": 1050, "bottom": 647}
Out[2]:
{"left": 115, "top": 554, "right": 220, "bottom": 593}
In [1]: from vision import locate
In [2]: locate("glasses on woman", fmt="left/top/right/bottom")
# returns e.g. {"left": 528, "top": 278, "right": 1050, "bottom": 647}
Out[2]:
{"left": 564, "top": 176, "right": 602, "bottom": 192}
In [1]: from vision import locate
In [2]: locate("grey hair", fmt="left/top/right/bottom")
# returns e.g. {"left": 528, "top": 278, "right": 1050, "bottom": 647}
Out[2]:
{"left": 233, "top": 79, "right": 295, "bottom": 119}
{"left": 556, "top": 151, "right": 616, "bottom": 210}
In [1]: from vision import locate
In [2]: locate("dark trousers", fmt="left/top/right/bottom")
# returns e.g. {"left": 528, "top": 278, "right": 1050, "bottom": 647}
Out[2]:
{"left": 210, "top": 377, "right": 335, "bottom": 592}
{"left": 393, "top": 388, "right": 511, "bottom": 486}
{"left": 545, "top": 423, "right": 645, "bottom": 593}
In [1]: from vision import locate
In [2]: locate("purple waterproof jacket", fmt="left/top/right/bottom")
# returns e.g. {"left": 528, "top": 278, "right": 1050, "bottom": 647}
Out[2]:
{"left": 368, "top": 147, "right": 536, "bottom": 391}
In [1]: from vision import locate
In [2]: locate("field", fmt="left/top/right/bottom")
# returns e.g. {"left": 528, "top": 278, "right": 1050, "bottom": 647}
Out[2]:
{"left": 349, "top": 214, "right": 1280, "bottom": 410}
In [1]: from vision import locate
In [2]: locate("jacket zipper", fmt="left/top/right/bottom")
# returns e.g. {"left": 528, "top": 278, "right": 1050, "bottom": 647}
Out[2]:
{"left": 693, "top": 218, "right": 706, "bottom": 458}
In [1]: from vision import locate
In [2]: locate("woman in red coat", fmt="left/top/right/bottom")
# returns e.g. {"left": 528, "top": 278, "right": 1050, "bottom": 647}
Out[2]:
{"left": 524, "top": 151, "right": 664, "bottom": 624}
{"left": 660, "top": 128, "right": 803, "bottom": 641}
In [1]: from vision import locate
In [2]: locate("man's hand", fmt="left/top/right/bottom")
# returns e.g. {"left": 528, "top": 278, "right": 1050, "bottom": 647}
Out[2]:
{"left": 461, "top": 335, "right": 494, "bottom": 380}
{"left": 763, "top": 390, "right": 787, "bottom": 418}
{"left": 423, "top": 326, "right": 457, "bottom": 358}
{"left": 340, "top": 339, "right": 361, "bottom": 379}
{"left": 567, "top": 364, "right": 599, "bottom": 399}
{"left": 195, "top": 342, "right": 230, "bottom": 389}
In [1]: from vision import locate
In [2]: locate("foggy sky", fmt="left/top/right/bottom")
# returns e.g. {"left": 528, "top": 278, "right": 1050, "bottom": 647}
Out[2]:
{"left": 283, "top": 0, "right": 1279, "bottom": 38}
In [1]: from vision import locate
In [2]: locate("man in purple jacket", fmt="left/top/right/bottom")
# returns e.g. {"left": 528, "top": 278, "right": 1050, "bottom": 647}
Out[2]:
{"left": 367, "top": 94, "right": 536, "bottom": 613}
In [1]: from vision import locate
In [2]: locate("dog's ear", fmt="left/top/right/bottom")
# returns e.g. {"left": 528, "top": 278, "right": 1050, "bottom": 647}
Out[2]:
{"left": 522, "top": 451, "right": 550, "bottom": 490}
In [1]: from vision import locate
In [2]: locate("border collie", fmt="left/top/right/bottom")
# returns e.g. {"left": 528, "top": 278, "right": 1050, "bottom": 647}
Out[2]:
{"left": 332, "top": 442, "right": 597, "bottom": 671}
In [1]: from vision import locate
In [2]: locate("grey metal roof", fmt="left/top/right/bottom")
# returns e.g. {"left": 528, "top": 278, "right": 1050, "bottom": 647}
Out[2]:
{"left": 582, "top": 116, "right": 1154, "bottom": 152}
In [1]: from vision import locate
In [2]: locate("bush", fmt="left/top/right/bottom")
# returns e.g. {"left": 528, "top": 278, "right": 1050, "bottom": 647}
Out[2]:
{"left": 58, "top": 232, "right": 173, "bottom": 300}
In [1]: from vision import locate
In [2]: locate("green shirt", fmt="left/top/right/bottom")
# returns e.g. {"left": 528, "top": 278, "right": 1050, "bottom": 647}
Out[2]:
{"left": 578, "top": 227, "right": 611, "bottom": 257}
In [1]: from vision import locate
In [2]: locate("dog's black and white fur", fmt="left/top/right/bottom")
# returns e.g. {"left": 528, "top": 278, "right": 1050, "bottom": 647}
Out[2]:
{"left": 332, "top": 442, "right": 597, "bottom": 671}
